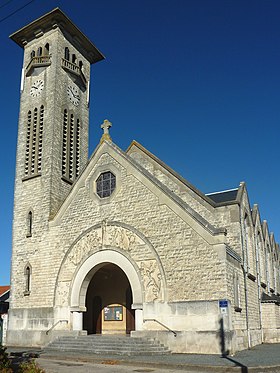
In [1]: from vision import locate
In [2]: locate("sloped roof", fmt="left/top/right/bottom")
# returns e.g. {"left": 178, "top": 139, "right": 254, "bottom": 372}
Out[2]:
{"left": 261, "top": 292, "right": 280, "bottom": 304}
{"left": 127, "top": 141, "right": 239, "bottom": 207}
{"left": 206, "top": 189, "right": 239, "bottom": 204}
{"left": 52, "top": 139, "right": 227, "bottom": 242}
{"left": 0, "top": 286, "right": 10, "bottom": 297}
{"left": 10, "top": 8, "right": 104, "bottom": 64}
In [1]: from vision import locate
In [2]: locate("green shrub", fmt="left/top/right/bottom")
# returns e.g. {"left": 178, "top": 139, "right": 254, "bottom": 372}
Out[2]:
{"left": 0, "top": 345, "right": 12, "bottom": 372}
{"left": 0, "top": 368, "right": 13, "bottom": 373}
{"left": 19, "top": 359, "right": 45, "bottom": 373}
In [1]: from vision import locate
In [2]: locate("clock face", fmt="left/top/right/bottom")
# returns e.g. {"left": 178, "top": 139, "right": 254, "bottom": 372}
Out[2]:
{"left": 67, "top": 85, "right": 80, "bottom": 106}
{"left": 30, "top": 79, "right": 44, "bottom": 97}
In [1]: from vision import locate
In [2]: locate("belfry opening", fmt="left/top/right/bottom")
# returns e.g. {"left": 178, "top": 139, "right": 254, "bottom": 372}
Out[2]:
{"left": 83, "top": 263, "right": 135, "bottom": 335}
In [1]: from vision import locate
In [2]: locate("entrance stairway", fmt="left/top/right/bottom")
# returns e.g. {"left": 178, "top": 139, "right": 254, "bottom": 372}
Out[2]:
{"left": 45, "top": 335, "right": 170, "bottom": 356}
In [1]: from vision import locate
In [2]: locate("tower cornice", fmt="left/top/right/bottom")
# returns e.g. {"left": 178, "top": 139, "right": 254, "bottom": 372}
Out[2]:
{"left": 9, "top": 7, "right": 105, "bottom": 64}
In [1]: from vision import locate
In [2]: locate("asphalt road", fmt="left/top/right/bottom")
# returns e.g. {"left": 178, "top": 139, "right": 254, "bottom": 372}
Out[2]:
{"left": 7, "top": 343, "right": 280, "bottom": 373}
{"left": 37, "top": 359, "right": 209, "bottom": 373}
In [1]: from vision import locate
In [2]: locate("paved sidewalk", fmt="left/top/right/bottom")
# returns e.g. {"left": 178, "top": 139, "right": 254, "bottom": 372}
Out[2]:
{"left": 6, "top": 343, "right": 280, "bottom": 372}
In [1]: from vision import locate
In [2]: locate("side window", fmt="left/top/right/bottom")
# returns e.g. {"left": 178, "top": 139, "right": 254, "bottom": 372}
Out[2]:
{"left": 65, "top": 47, "right": 70, "bottom": 61}
{"left": 96, "top": 171, "right": 116, "bottom": 198}
{"left": 44, "top": 43, "right": 50, "bottom": 55}
{"left": 37, "top": 47, "right": 42, "bottom": 57}
{"left": 24, "top": 264, "right": 32, "bottom": 295}
{"left": 234, "top": 272, "right": 241, "bottom": 311}
{"left": 27, "top": 210, "right": 33, "bottom": 237}
{"left": 62, "top": 110, "right": 81, "bottom": 182}
{"left": 243, "top": 214, "right": 251, "bottom": 272}
{"left": 24, "top": 106, "right": 44, "bottom": 178}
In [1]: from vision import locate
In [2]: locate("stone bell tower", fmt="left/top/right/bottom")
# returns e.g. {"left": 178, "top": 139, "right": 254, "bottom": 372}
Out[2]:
{"left": 10, "top": 8, "right": 104, "bottom": 218}
{"left": 8, "top": 8, "right": 104, "bottom": 334}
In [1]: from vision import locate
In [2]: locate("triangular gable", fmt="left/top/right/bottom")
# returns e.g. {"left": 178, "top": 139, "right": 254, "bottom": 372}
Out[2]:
{"left": 262, "top": 221, "right": 269, "bottom": 244}
{"left": 237, "top": 182, "right": 255, "bottom": 228}
{"left": 127, "top": 141, "right": 241, "bottom": 208}
{"left": 251, "top": 204, "right": 258, "bottom": 226}
{"left": 51, "top": 140, "right": 226, "bottom": 244}
{"left": 252, "top": 204, "right": 265, "bottom": 241}
{"left": 127, "top": 140, "right": 215, "bottom": 203}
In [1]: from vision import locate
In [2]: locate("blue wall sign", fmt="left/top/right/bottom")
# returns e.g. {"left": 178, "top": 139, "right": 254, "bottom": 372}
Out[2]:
{"left": 219, "top": 300, "right": 228, "bottom": 308}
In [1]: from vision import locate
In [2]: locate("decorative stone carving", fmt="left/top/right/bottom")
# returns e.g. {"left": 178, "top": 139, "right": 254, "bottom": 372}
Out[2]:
{"left": 57, "top": 223, "right": 164, "bottom": 306}
{"left": 56, "top": 281, "right": 70, "bottom": 306}
{"left": 68, "top": 224, "right": 143, "bottom": 266}
{"left": 139, "top": 260, "right": 162, "bottom": 302}
{"left": 104, "top": 225, "right": 140, "bottom": 251}
{"left": 69, "top": 229, "right": 102, "bottom": 265}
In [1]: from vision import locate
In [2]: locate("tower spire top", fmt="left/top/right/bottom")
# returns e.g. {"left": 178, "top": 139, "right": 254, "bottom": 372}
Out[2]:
{"left": 100, "top": 119, "right": 112, "bottom": 143}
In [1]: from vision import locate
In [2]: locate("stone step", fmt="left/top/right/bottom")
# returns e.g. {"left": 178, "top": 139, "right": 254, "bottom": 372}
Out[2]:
{"left": 45, "top": 347, "right": 169, "bottom": 356}
{"left": 48, "top": 343, "right": 167, "bottom": 350}
{"left": 46, "top": 348, "right": 170, "bottom": 354}
{"left": 49, "top": 339, "right": 164, "bottom": 347}
{"left": 45, "top": 335, "right": 170, "bottom": 356}
{"left": 46, "top": 345, "right": 169, "bottom": 352}
{"left": 47, "top": 342, "right": 168, "bottom": 349}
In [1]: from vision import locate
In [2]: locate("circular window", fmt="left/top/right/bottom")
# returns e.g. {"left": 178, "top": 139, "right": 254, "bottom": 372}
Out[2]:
{"left": 96, "top": 171, "right": 116, "bottom": 198}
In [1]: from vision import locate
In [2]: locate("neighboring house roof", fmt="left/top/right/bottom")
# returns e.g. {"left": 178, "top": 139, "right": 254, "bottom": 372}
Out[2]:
{"left": 0, "top": 286, "right": 10, "bottom": 298}
{"left": 0, "top": 286, "right": 10, "bottom": 314}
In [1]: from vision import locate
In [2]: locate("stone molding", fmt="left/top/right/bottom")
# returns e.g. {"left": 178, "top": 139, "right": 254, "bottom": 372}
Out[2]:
{"left": 54, "top": 221, "right": 167, "bottom": 308}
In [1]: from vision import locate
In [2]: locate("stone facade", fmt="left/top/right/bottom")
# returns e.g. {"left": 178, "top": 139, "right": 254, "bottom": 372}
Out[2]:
{"left": 7, "top": 9, "right": 280, "bottom": 354}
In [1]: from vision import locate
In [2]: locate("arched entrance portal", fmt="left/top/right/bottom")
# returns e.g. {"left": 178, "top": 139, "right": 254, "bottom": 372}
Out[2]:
{"left": 83, "top": 263, "right": 135, "bottom": 335}
{"left": 70, "top": 250, "right": 143, "bottom": 333}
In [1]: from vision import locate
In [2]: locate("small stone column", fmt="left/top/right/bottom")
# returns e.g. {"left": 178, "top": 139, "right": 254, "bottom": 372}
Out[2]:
{"left": 132, "top": 304, "right": 143, "bottom": 331}
{"left": 72, "top": 311, "right": 83, "bottom": 331}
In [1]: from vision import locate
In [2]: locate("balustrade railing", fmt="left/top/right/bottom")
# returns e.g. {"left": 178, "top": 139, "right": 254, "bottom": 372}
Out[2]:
{"left": 26, "top": 55, "right": 51, "bottom": 74}
{"left": 61, "top": 58, "right": 86, "bottom": 86}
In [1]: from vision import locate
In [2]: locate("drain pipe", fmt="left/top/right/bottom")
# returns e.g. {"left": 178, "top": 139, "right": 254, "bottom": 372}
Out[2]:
{"left": 254, "top": 226, "right": 263, "bottom": 343}
{"left": 241, "top": 264, "right": 251, "bottom": 349}
{"left": 239, "top": 206, "right": 251, "bottom": 349}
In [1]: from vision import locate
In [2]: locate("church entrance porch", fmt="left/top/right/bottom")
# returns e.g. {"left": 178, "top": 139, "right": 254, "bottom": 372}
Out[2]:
{"left": 69, "top": 250, "right": 144, "bottom": 337}
{"left": 83, "top": 263, "right": 135, "bottom": 335}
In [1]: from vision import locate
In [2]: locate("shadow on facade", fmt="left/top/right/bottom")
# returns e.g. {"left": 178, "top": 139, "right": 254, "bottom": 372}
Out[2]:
{"left": 219, "top": 317, "right": 248, "bottom": 373}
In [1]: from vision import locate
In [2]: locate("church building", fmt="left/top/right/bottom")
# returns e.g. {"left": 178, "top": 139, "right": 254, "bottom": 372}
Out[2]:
{"left": 7, "top": 8, "right": 280, "bottom": 354}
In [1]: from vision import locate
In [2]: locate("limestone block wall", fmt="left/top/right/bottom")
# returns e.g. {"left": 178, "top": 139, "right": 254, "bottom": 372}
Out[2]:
{"left": 135, "top": 300, "right": 233, "bottom": 354}
{"left": 128, "top": 149, "right": 219, "bottom": 226}
{"left": 262, "top": 303, "right": 280, "bottom": 329}
{"left": 10, "top": 22, "right": 93, "bottom": 310}
{"left": 225, "top": 254, "right": 263, "bottom": 352}
{"left": 53, "top": 151, "right": 227, "bottom": 304}
{"left": 262, "top": 303, "right": 280, "bottom": 343}
{"left": 216, "top": 205, "right": 242, "bottom": 256}
{"left": 11, "top": 139, "right": 280, "bottom": 352}
{"left": 9, "top": 144, "right": 229, "bottom": 349}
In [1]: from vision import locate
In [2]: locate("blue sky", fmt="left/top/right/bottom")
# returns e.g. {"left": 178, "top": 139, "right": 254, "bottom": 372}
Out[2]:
{"left": 1, "top": 0, "right": 280, "bottom": 285}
